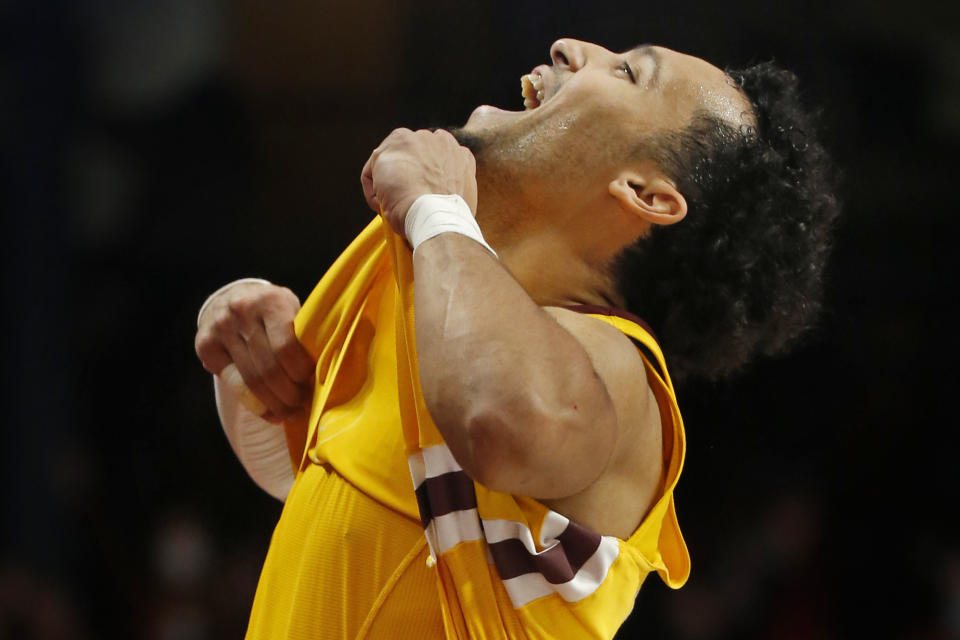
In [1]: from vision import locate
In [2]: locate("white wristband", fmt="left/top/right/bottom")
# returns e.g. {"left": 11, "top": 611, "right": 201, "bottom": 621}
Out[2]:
{"left": 404, "top": 194, "right": 497, "bottom": 258}
{"left": 197, "top": 277, "right": 272, "bottom": 327}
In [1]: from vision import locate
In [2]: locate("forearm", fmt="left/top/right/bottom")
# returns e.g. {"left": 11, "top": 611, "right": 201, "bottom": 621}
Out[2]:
{"left": 413, "top": 233, "right": 616, "bottom": 498}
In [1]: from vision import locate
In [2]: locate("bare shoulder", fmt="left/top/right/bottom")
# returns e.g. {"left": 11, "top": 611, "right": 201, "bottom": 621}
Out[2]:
{"left": 541, "top": 306, "right": 664, "bottom": 539}
{"left": 542, "top": 307, "right": 650, "bottom": 409}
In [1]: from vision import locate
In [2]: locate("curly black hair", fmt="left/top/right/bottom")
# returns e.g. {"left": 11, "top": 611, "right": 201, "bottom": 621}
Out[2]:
{"left": 614, "top": 61, "right": 840, "bottom": 384}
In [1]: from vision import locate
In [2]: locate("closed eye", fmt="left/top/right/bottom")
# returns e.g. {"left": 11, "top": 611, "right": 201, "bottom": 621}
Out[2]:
{"left": 620, "top": 61, "right": 636, "bottom": 84}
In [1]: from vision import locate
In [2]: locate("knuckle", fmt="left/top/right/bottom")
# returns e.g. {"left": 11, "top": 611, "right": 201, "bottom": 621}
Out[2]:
{"left": 261, "top": 287, "right": 282, "bottom": 305}
{"left": 387, "top": 127, "right": 409, "bottom": 141}
{"left": 227, "top": 296, "right": 250, "bottom": 316}
{"left": 279, "top": 287, "right": 300, "bottom": 306}
{"left": 212, "top": 310, "right": 234, "bottom": 335}
{"left": 195, "top": 336, "right": 215, "bottom": 359}
{"left": 266, "top": 292, "right": 293, "bottom": 315}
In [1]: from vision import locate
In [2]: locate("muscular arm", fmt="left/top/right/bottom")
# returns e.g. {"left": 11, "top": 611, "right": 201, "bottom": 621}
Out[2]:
{"left": 413, "top": 233, "right": 619, "bottom": 499}
{"left": 363, "top": 128, "right": 655, "bottom": 502}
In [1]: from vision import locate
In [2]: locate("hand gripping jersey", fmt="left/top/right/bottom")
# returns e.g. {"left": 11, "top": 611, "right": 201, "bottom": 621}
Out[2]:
{"left": 245, "top": 218, "right": 690, "bottom": 639}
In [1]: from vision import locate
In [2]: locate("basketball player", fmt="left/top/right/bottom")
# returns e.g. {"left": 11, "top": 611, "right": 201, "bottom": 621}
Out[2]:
{"left": 195, "top": 39, "right": 838, "bottom": 638}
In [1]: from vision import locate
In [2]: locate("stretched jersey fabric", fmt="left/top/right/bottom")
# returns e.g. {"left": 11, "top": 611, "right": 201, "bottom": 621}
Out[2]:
{"left": 246, "top": 217, "right": 690, "bottom": 639}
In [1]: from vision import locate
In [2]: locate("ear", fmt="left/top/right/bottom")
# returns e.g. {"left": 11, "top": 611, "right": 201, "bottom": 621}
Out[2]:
{"left": 608, "top": 169, "right": 687, "bottom": 227}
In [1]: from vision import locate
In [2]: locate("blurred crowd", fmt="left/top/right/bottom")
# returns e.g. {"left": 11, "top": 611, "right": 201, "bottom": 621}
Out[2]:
{"left": 2, "top": 0, "right": 957, "bottom": 637}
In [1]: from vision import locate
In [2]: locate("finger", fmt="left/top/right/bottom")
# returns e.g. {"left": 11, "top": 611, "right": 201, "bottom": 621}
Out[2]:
{"left": 219, "top": 328, "right": 292, "bottom": 419}
{"left": 433, "top": 128, "right": 456, "bottom": 143}
{"left": 195, "top": 333, "right": 232, "bottom": 375}
{"left": 234, "top": 314, "right": 307, "bottom": 410}
{"left": 466, "top": 154, "right": 479, "bottom": 211}
{"left": 360, "top": 150, "right": 381, "bottom": 213}
{"left": 263, "top": 313, "right": 315, "bottom": 385}
{"left": 385, "top": 127, "right": 413, "bottom": 143}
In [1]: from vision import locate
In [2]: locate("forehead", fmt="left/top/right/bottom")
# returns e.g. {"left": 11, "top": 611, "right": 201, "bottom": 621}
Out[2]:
{"left": 638, "top": 45, "right": 752, "bottom": 127}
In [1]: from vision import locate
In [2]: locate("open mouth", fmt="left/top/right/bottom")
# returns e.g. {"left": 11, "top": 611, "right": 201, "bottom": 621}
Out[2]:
{"left": 520, "top": 72, "right": 545, "bottom": 110}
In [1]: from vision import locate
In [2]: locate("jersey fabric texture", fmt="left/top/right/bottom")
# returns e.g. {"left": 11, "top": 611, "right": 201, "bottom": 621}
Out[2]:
{"left": 245, "top": 217, "right": 690, "bottom": 639}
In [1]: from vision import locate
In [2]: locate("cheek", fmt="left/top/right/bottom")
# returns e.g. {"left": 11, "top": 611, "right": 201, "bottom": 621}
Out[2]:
{"left": 562, "top": 89, "right": 647, "bottom": 141}
{"left": 557, "top": 103, "right": 636, "bottom": 157}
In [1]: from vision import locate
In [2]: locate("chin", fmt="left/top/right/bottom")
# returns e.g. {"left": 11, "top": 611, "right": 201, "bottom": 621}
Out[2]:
{"left": 463, "top": 104, "right": 525, "bottom": 132}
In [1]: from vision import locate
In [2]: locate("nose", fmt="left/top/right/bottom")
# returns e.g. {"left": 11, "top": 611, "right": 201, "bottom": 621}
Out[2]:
{"left": 550, "top": 39, "right": 586, "bottom": 72}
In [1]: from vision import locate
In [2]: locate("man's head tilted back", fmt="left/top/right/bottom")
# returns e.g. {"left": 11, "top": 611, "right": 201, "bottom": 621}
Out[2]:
{"left": 454, "top": 39, "right": 840, "bottom": 384}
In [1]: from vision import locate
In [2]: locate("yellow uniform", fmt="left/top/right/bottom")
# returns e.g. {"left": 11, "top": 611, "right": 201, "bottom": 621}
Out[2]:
{"left": 246, "top": 218, "right": 690, "bottom": 639}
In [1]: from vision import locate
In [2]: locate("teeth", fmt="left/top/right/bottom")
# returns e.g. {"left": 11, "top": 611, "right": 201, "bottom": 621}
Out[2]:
{"left": 520, "top": 73, "right": 544, "bottom": 110}
{"left": 521, "top": 75, "right": 535, "bottom": 99}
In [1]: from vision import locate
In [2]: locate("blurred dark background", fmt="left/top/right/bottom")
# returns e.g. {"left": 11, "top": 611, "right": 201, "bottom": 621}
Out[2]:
{"left": 2, "top": 0, "right": 958, "bottom": 638}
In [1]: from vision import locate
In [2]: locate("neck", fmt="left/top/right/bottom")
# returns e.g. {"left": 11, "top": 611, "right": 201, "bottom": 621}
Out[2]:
{"left": 497, "top": 234, "right": 624, "bottom": 308}
{"left": 474, "top": 179, "right": 625, "bottom": 309}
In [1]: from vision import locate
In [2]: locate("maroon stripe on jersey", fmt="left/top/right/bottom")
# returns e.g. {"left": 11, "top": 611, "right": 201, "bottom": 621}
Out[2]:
{"left": 414, "top": 470, "right": 478, "bottom": 528}
{"left": 490, "top": 538, "right": 572, "bottom": 583}
{"left": 489, "top": 522, "right": 602, "bottom": 584}
{"left": 557, "top": 521, "right": 603, "bottom": 573}
{"left": 414, "top": 479, "right": 432, "bottom": 530}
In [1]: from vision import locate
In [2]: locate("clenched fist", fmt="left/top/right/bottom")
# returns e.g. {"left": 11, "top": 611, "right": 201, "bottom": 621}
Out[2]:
{"left": 194, "top": 281, "right": 315, "bottom": 422}
{"left": 360, "top": 128, "right": 478, "bottom": 235}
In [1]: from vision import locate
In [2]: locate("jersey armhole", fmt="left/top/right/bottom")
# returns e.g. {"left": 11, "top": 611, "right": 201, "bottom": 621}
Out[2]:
{"left": 563, "top": 304, "right": 667, "bottom": 381}
{"left": 565, "top": 304, "right": 691, "bottom": 588}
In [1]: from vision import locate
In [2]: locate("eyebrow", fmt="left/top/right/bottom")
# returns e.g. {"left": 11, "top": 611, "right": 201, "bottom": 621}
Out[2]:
{"left": 627, "top": 44, "right": 661, "bottom": 88}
